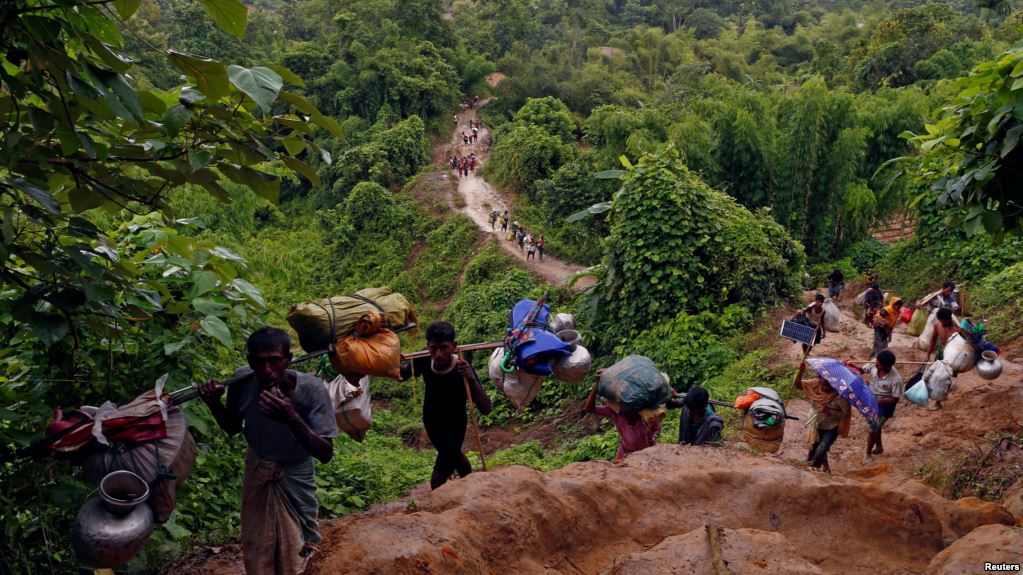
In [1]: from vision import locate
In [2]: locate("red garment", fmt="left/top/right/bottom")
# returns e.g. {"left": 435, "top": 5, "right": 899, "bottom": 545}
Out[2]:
{"left": 594, "top": 405, "right": 660, "bottom": 460}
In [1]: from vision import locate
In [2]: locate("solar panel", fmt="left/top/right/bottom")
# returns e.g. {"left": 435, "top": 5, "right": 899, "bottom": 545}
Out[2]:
{"left": 779, "top": 319, "right": 819, "bottom": 345}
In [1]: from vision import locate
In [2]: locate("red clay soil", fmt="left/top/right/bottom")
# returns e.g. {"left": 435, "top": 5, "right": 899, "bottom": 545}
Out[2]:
{"left": 305, "top": 446, "right": 1015, "bottom": 575}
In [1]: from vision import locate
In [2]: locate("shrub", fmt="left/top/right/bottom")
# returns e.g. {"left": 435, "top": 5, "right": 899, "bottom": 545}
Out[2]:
{"left": 845, "top": 238, "right": 889, "bottom": 273}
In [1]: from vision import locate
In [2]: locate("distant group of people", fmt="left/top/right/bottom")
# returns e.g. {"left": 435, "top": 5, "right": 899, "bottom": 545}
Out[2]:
{"left": 449, "top": 153, "right": 477, "bottom": 177}
{"left": 491, "top": 211, "right": 545, "bottom": 261}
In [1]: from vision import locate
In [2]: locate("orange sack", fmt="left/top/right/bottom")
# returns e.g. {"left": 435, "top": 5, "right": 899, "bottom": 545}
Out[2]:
{"left": 733, "top": 390, "right": 761, "bottom": 410}
{"left": 332, "top": 329, "right": 402, "bottom": 379}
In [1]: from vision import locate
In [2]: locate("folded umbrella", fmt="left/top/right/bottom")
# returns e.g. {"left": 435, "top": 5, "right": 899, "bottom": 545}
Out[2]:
{"left": 805, "top": 357, "right": 879, "bottom": 426}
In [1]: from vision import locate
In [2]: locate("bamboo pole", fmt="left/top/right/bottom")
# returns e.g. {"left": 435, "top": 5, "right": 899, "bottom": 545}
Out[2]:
{"left": 458, "top": 347, "right": 488, "bottom": 472}
{"left": 705, "top": 523, "right": 730, "bottom": 575}
{"left": 403, "top": 341, "right": 503, "bottom": 360}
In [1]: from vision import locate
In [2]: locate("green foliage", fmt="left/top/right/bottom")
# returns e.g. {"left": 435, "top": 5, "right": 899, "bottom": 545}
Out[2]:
{"left": 901, "top": 46, "right": 1023, "bottom": 236}
{"left": 619, "top": 305, "right": 753, "bottom": 388}
{"left": 806, "top": 257, "right": 856, "bottom": 290}
{"left": 845, "top": 238, "right": 890, "bottom": 273}
{"left": 324, "top": 116, "right": 430, "bottom": 203}
{"left": 597, "top": 148, "right": 801, "bottom": 340}
{"left": 973, "top": 261, "right": 1023, "bottom": 343}
{"left": 487, "top": 123, "right": 578, "bottom": 198}
{"left": 512, "top": 97, "right": 576, "bottom": 143}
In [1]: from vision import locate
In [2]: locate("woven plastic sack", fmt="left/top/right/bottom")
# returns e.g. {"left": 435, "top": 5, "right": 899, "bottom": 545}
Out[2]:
{"left": 854, "top": 290, "right": 868, "bottom": 307}
{"left": 907, "top": 308, "right": 928, "bottom": 337}
{"left": 286, "top": 287, "right": 418, "bottom": 352}
{"left": 943, "top": 332, "right": 975, "bottom": 374}
{"left": 552, "top": 345, "right": 591, "bottom": 384}
{"left": 821, "top": 300, "right": 841, "bottom": 333}
{"left": 327, "top": 375, "right": 372, "bottom": 442}
{"left": 924, "top": 361, "right": 953, "bottom": 401}
{"left": 503, "top": 367, "right": 547, "bottom": 411}
{"left": 598, "top": 355, "right": 671, "bottom": 412}
{"left": 333, "top": 329, "right": 401, "bottom": 379}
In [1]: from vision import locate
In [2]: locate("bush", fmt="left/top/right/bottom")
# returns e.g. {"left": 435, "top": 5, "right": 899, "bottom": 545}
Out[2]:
{"left": 846, "top": 238, "right": 889, "bottom": 273}
{"left": 973, "top": 261, "right": 1023, "bottom": 344}
{"left": 806, "top": 257, "right": 856, "bottom": 291}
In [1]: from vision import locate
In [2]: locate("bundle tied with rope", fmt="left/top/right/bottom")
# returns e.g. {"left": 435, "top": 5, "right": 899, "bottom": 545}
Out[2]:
{"left": 286, "top": 287, "right": 418, "bottom": 379}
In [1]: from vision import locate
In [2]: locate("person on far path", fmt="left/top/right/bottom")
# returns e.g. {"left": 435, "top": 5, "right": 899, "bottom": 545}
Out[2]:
{"left": 584, "top": 369, "right": 663, "bottom": 462}
{"left": 860, "top": 350, "right": 902, "bottom": 462}
{"left": 462, "top": 132, "right": 469, "bottom": 146}
{"left": 537, "top": 235, "right": 545, "bottom": 261}
{"left": 526, "top": 234, "right": 536, "bottom": 260}
{"left": 515, "top": 228, "right": 525, "bottom": 252}
{"left": 920, "top": 281, "right": 961, "bottom": 315}
{"left": 198, "top": 327, "right": 338, "bottom": 575}
{"left": 795, "top": 361, "right": 851, "bottom": 473}
{"left": 501, "top": 214, "right": 509, "bottom": 232}
{"left": 863, "top": 283, "right": 884, "bottom": 326}
{"left": 793, "top": 294, "right": 826, "bottom": 353}
{"left": 400, "top": 321, "right": 492, "bottom": 490}
{"left": 827, "top": 268, "right": 845, "bottom": 300}
{"left": 489, "top": 210, "right": 498, "bottom": 230}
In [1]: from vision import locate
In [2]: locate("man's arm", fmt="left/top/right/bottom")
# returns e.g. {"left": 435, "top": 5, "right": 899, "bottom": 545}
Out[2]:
{"left": 924, "top": 330, "right": 938, "bottom": 362}
{"left": 259, "top": 389, "right": 334, "bottom": 463}
{"left": 198, "top": 379, "right": 243, "bottom": 436}
{"left": 583, "top": 371, "right": 602, "bottom": 414}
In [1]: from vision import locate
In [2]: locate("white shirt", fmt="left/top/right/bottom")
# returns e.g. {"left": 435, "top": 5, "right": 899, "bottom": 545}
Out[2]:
{"left": 861, "top": 363, "right": 904, "bottom": 398}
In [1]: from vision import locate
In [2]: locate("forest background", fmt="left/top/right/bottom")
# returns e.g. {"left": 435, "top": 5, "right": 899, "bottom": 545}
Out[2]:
{"left": 2, "top": 0, "right": 1023, "bottom": 571}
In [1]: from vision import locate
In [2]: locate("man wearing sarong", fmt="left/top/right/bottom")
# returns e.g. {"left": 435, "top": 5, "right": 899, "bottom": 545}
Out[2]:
{"left": 199, "top": 327, "right": 338, "bottom": 575}
{"left": 667, "top": 386, "right": 724, "bottom": 446}
{"left": 400, "top": 321, "right": 492, "bottom": 490}
{"left": 796, "top": 362, "right": 851, "bottom": 473}
{"left": 585, "top": 369, "right": 665, "bottom": 462}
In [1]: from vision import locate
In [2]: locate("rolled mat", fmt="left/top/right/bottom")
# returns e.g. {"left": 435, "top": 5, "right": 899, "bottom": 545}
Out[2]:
{"left": 742, "top": 414, "right": 784, "bottom": 454}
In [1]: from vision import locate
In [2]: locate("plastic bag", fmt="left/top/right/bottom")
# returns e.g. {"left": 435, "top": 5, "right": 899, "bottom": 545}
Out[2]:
{"left": 327, "top": 375, "right": 372, "bottom": 442}
{"left": 903, "top": 373, "right": 928, "bottom": 407}
{"left": 821, "top": 300, "right": 841, "bottom": 333}
{"left": 488, "top": 348, "right": 506, "bottom": 392}
{"left": 598, "top": 355, "right": 671, "bottom": 412}
{"left": 734, "top": 389, "right": 761, "bottom": 410}
{"left": 899, "top": 307, "right": 913, "bottom": 324}
{"left": 924, "top": 361, "right": 953, "bottom": 401}
{"left": 333, "top": 329, "right": 402, "bottom": 379}
{"left": 943, "top": 332, "right": 975, "bottom": 374}
{"left": 503, "top": 368, "right": 547, "bottom": 411}
{"left": 907, "top": 308, "right": 928, "bottom": 337}
{"left": 552, "top": 345, "right": 591, "bottom": 384}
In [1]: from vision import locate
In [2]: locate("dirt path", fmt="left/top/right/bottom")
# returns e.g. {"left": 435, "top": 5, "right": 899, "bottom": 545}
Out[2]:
{"left": 774, "top": 286, "right": 1023, "bottom": 484}
{"left": 433, "top": 104, "right": 593, "bottom": 289}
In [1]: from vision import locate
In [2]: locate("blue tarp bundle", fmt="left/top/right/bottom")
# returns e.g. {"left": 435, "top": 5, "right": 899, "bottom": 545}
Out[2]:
{"left": 508, "top": 299, "right": 572, "bottom": 375}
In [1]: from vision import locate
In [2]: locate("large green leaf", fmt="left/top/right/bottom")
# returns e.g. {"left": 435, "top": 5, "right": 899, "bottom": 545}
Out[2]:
{"left": 227, "top": 65, "right": 283, "bottom": 115}
{"left": 112, "top": 0, "right": 142, "bottom": 20}
{"left": 218, "top": 163, "right": 280, "bottom": 202}
{"left": 281, "top": 156, "right": 320, "bottom": 186}
{"left": 167, "top": 52, "right": 230, "bottom": 100}
{"left": 199, "top": 315, "right": 233, "bottom": 348}
{"left": 265, "top": 64, "right": 305, "bottom": 87}
{"left": 196, "top": 0, "right": 248, "bottom": 39}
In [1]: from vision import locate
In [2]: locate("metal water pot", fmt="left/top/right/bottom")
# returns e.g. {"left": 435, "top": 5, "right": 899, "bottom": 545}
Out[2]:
{"left": 975, "top": 350, "right": 1003, "bottom": 381}
{"left": 71, "top": 470, "right": 155, "bottom": 568}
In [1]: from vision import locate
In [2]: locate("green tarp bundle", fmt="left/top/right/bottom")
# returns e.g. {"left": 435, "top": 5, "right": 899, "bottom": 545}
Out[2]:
{"left": 286, "top": 287, "right": 418, "bottom": 352}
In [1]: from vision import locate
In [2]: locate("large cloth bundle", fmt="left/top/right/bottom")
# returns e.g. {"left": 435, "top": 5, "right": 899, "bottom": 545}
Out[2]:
{"left": 924, "top": 361, "right": 953, "bottom": 401}
{"left": 552, "top": 345, "right": 591, "bottom": 384}
{"left": 83, "top": 404, "right": 196, "bottom": 524}
{"left": 598, "top": 355, "right": 671, "bottom": 412}
{"left": 821, "top": 300, "right": 841, "bottom": 333}
{"left": 507, "top": 299, "right": 572, "bottom": 375}
{"left": 489, "top": 348, "right": 548, "bottom": 410}
{"left": 327, "top": 375, "right": 372, "bottom": 442}
{"left": 854, "top": 290, "right": 868, "bottom": 307}
{"left": 943, "top": 332, "right": 976, "bottom": 374}
{"left": 332, "top": 329, "right": 402, "bottom": 379}
{"left": 286, "top": 288, "right": 418, "bottom": 352}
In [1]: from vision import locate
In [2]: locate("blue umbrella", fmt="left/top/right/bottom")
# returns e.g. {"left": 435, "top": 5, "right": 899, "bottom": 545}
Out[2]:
{"left": 805, "top": 357, "right": 879, "bottom": 426}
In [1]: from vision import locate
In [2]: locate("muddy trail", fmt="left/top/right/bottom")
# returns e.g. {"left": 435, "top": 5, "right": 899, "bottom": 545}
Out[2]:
{"left": 433, "top": 104, "right": 593, "bottom": 289}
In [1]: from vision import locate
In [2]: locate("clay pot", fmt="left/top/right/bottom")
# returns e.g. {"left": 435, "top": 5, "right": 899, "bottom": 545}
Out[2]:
{"left": 975, "top": 350, "right": 1003, "bottom": 381}
{"left": 71, "top": 471, "right": 154, "bottom": 568}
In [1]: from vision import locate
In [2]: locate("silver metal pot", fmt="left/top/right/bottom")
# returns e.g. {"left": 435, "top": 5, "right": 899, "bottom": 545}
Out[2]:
{"left": 549, "top": 313, "right": 575, "bottom": 333}
{"left": 556, "top": 329, "right": 581, "bottom": 351}
{"left": 71, "top": 471, "right": 155, "bottom": 568}
{"left": 975, "top": 350, "right": 1003, "bottom": 381}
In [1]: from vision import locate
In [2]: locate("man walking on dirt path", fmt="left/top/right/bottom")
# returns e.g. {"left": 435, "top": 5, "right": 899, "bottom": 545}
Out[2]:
{"left": 793, "top": 294, "right": 826, "bottom": 353}
{"left": 400, "top": 322, "right": 492, "bottom": 490}
{"left": 198, "top": 327, "right": 338, "bottom": 575}
{"left": 860, "top": 350, "right": 902, "bottom": 462}
{"left": 537, "top": 235, "right": 545, "bottom": 261}
{"left": 584, "top": 369, "right": 663, "bottom": 462}
{"left": 490, "top": 210, "right": 499, "bottom": 230}
{"left": 795, "top": 361, "right": 850, "bottom": 472}
{"left": 667, "top": 386, "right": 724, "bottom": 446}
{"left": 923, "top": 308, "right": 957, "bottom": 365}
{"left": 919, "top": 281, "right": 961, "bottom": 315}
{"left": 827, "top": 268, "right": 845, "bottom": 300}
{"left": 863, "top": 283, "right": 884, "bottom": 325}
